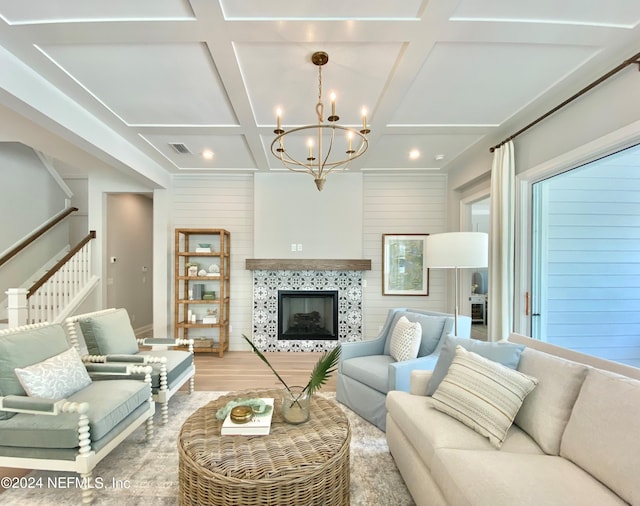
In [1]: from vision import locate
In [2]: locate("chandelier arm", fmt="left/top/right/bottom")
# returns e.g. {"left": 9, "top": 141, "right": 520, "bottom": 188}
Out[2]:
{"left": 275, "top": 146, "right": 321, "bottom": 175}
{"left": 316, "top": 127, "right": 336, "bottom": 179}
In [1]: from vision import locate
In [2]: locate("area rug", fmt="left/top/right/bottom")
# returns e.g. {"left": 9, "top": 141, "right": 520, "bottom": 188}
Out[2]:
{"left": 1, "top": 391, "right": 415, "bottom": 505}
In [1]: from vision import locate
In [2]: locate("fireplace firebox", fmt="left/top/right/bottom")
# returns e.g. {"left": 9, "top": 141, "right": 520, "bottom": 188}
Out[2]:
{"left": 278, "top": 290, "right": 338, "bottom": 340}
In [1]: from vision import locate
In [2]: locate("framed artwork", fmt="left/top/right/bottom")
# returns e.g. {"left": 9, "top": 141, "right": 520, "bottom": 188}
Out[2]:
{"left": 382, "top": 234, "right": 429, "bottom": 295}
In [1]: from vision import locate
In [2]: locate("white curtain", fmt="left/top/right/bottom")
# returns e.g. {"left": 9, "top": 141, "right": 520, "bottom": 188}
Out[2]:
{"left": 488, "top": 141, "right": 515, "bottom": 341}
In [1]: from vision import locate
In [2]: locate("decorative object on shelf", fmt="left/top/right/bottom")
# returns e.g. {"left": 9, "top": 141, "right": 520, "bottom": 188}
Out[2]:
{"left": 198, "top": 269, "right": 207, "bottom": 276}
{"left": 196, "top": 243, "right": 212, "bottom": 253}
{"left": 241, "top": 334, "right": 340, "bottom": 424}
{"left": 186, "top": 262, "right": 199, "bottom": 276}
{"left": 382, "top": 234, "right": 429, "bottom": 295}
{"left": 193, "top": 337, "right": 213, "bottom": 348}
{"left": 271, "top": 51, "right": 370, "bottom": 192}
{"left": 426, "top": 232, "right": 489, "bottom": 335}
{"left": 208, "top": 263, "right": 220, "bottom": 273}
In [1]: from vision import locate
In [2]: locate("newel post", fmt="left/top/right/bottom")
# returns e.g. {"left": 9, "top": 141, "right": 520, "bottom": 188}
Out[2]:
{"left": 6, "top": 288, "right": 28, "bottom": 327}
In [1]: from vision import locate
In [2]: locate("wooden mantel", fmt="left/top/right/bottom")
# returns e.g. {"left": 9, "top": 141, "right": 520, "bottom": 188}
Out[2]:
{"left": 245, "top": 259, "right": 372, "bottom": 271}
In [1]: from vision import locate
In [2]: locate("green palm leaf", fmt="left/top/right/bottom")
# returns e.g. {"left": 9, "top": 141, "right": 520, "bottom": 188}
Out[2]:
{"left": 241, "top": 334, "right": 293, "bottom": 394}
{"left": 241, "top": 334, "right": 341, "bottom": 399}
{"left": 304, "top": 345, "right": 341, "bottom": 396}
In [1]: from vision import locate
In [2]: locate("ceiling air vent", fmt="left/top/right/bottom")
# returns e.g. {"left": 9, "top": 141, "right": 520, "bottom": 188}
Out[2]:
{"left": 169, "top": 142, "right": 191, "bottom": 154}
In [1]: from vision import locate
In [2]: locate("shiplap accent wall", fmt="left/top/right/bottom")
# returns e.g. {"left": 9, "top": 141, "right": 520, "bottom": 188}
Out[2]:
{"left": 169, "top": 172, "right": 449, "bottom": 348}
{"left": 170, "top": 175, "right": 254, "bottom": 351}
{"left": 362, "top": 174, "right": 449, "bottom": 339}
{"left": 538, "top": 150, "right": 640, "bottom": 367}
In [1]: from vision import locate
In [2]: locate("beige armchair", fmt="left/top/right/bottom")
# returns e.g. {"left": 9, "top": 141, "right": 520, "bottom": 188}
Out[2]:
{"left": 65, "top": 308, "right": 195, "bottom": 425}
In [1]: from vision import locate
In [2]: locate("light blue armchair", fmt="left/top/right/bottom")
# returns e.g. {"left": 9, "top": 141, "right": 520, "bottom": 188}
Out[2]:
{"left": 0, "top": 322, "right": 154, "bottom": 504}
{"left": 336, "top": 308, "right": 471, "bottom": 431}
{"left": 65, "top": 308, "right": 195, "bottom": 425}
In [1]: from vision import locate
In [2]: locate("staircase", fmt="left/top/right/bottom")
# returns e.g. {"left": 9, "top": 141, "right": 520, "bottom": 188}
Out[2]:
{"left": 4, "top": 230, "right": 98, "bottom": 327}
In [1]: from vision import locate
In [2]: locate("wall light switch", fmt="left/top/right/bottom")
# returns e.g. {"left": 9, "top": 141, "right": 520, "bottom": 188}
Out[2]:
{"left": 297, "top": 244, "right": 303, "bottom": 251}
{"left": 291, "top": 243, "right": 297, "bottom": 252}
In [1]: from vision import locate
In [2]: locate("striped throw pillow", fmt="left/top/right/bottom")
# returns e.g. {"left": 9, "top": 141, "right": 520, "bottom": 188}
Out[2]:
{"left": 431, "top": 345, "right": 538, "bottom": 448}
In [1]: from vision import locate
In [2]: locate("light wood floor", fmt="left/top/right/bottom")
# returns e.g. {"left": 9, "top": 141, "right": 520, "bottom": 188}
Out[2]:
{"left": 184, "top": 350, "right": 337, "bottom": 392}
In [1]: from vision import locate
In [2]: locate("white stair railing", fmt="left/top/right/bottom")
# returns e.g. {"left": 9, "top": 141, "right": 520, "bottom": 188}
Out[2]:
{"left": 6, "top": 231, "right": 97, "bottom": 327}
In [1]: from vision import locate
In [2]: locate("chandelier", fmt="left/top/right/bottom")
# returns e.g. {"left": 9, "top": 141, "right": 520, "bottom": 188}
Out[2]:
{"left": 271, "top": 51, "right": 370, "bottom": 191}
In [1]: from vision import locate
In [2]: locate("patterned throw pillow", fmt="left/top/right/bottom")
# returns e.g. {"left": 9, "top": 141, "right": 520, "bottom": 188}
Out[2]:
{"left": 431, "top": 346, "right": 538, "bottom": 448}
{"left": 389, "top": 316, "right": 422, "bottom": 361}
{"left": 14, "top": 347, "right": 92, "bottom": 400}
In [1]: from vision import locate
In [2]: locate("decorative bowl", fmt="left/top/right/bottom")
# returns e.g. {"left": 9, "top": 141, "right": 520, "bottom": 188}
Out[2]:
{"left": 229, "top": 405, "right": 254, "bottom": 424}
{"left": 198, "top": 243, "right": 211, "bottom": 248}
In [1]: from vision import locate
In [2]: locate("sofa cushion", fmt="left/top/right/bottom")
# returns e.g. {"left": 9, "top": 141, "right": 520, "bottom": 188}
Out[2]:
{"left": 143, "top": 349, "right": 194, "bottom": 389}
{"left": 14, "top": 347, "right": 92, "bottom": 400}
{"left": 0, "top": 324, "right": 70, "bottom": 420}
{"left": 514, "top": 347, "right": 588, "bottom": 455}
{"left": 432, "top": 449, "right": 627, "bottom": 506}
{"left": 426, "top": 336, "right": 525, "bottom": 395}
{"left": 79, "top": 308, "right": 139, "bottom": 356}
{"left": 431, "top": 346, "right": 538, "bottom": 448}
{"left": 341, "top": 355, "right": 395, "bottom": 393}
{"left": 560, "top": 368, "right": 640, "bottom": 505}
{"left": 389, "top": 316, "right": 422, "bottom": 361}
{"left": 411, "top": 313, "right": 449, "bottom": 356}
{"left": 385, "top": 391, "right": 543, "bottom": 472}
{"left": 0, "top": 379, "right": 150, "bottom": 448}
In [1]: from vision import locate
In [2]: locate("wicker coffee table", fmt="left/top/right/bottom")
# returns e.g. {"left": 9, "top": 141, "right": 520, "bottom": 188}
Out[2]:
{"left": 178, "top": 389, "right": 351, "bottom": 506}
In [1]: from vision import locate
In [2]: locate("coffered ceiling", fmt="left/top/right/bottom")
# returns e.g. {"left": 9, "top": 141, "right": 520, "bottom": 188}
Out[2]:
{"left": 0, "top": 0, "right": 639, "bottom": 185}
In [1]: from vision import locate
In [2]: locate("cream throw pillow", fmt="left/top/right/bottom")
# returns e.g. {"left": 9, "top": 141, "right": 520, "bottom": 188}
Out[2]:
{"left": 14, "top": 347, "right": 92, "bottom": 400}
{"left": 389, "top": 316, "right": 422, "bottom": 361}
{"left": 431, "top": 346, "right": 538, "bottom": 448}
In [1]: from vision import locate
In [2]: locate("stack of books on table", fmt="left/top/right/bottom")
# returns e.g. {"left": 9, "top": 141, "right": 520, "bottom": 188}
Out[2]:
{"left": 221, "top": 398, "right": 274, "bottom": 435}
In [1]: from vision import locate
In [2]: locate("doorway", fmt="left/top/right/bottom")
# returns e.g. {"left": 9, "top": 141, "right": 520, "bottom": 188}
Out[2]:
{"left": 105, "top": 193, "right": 153, "bottom": 333}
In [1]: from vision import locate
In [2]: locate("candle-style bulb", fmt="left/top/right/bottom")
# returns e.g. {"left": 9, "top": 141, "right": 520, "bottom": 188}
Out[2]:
{"left": 274, "top": 107, "right": 284, "bottom": 134}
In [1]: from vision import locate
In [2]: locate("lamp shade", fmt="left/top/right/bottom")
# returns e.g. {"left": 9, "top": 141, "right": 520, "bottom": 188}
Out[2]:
{"left": 425, "top": 232, "right": 488, "bottom": 269}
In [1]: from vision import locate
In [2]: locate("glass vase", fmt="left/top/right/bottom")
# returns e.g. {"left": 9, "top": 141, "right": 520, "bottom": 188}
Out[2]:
{"left": 281, "top": 386, "right": 311, "bottom": 424}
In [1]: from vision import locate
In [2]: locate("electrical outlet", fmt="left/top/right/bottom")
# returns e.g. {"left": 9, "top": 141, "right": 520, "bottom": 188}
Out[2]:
{"left": 297, "top": 243, "right": 303, "bottom": 251}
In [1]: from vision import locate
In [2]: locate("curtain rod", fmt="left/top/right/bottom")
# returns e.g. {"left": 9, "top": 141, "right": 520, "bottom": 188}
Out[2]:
{"left": 490, "top": 50, "right": 640, "bottom": 153}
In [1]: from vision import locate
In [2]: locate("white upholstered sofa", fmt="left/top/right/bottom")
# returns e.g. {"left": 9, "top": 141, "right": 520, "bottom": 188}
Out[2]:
{"left": 386, "top": 333, "right": 640, "bottom": 506}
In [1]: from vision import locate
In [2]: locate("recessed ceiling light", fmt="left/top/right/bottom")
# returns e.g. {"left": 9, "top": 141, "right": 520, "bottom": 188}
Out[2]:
{"left": 409, "top": 149, "right": 421, "bottom": 160}
{"left": 202, "top": 149, "right": 214, "bottom": 160}
{"left": 434, "top": 154, "right": 445, "bottom": 161}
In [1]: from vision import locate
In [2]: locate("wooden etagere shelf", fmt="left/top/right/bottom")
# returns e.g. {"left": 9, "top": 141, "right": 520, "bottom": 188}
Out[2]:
{"left": 174, "top": 228, "right": 230, "bottom": 357}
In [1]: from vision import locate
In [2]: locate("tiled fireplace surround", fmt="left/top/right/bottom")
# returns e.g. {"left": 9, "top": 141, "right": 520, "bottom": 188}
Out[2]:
{"left": 247, "top": 259, "right": 372, "bottom": 352}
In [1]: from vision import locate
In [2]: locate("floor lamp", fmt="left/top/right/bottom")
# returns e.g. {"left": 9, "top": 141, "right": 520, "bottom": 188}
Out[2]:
{"left": 425, "top": 232, "right": 489, "bottom": 336}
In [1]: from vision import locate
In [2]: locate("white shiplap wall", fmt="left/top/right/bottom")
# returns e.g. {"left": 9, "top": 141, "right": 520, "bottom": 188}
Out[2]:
{"left": 537, "top": 147, "right": 640, "bottom": 367}
{"left": 170, "top": 175, "right": 254, "bottom": 350}
{"left": 362, "top": 173, "right": 449, "bottom": 339}
{"left": 169, "top": 172, "right": 450, "bottom": 348}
